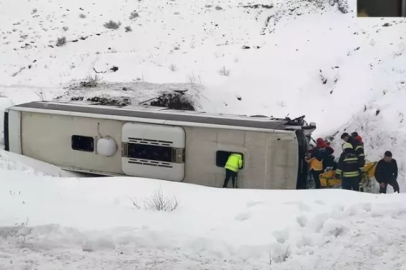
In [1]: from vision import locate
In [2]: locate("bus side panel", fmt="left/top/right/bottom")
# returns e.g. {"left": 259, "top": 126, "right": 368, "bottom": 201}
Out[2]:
{"left": 266, "top": 133, "right": 298, "bottom": 189}
{"left": 8, "top": 110, "right": 22, "bottom": 154}
{"left": 20, "top": 112, "right": 123, "bottom": 174}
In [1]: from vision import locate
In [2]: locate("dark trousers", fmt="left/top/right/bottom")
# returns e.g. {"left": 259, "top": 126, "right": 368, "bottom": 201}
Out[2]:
{"left": 379, "top": 180, "right": 400, "bottom": 193}
{"left": 311, "top": 170, "right": 322, "bottom": 189}
{"left": 223, "top": 169, "right": 237, "bottom": 188}
{"left": 342, "top": 177, "right": 360, "bottom": 191}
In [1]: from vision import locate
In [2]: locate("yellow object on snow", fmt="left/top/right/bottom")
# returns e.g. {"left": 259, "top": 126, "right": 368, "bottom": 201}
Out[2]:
{"left": 319, "top": 161, "right": 378, "bottom": 189}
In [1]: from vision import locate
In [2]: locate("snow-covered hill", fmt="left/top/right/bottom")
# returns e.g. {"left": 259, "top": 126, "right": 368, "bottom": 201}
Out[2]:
{"left": 1, "top": 0, "right": 406, "bottom": 268}
{"left": 1, "top": 0, "right": 406, "bottom": 181}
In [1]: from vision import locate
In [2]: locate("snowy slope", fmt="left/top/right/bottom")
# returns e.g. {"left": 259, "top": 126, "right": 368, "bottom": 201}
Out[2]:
{"left": 0, "top": 0, "right": 405, "bottom": 179}
{"left": 1, "top": 0, "right": 406, "bottom": 268}
{"left": 0, "top": 150, "right": 84, "bottom": 177}
{"left": 1, "top": 0, "right": 405, "bottom": 176}
{"left": 1, "top": 169, "right": 406, "bottom": 270}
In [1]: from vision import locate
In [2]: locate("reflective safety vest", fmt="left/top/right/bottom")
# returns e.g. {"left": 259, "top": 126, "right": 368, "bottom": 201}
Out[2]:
{"left": 225, "top": 154, "right": 243, "bottom": 172}
{"left": 336, "top": 153, "right": 360, "bottom": 178}
{"left": 308, "top": 157, "right": 323, "bottom": 171}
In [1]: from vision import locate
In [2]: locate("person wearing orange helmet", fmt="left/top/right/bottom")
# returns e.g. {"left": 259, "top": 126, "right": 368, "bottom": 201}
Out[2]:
{"left": 306, "top": 138, "right": 335, "bottom": 188}
{"left": 351, "top": 132, "right": 364, "bottom": 146}
{"left": 309, "top": 138, "right": 335, "bottom": 171}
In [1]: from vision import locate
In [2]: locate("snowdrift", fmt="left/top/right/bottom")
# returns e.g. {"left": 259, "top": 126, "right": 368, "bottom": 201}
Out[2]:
{"left": 0, "top": 150, "right": 83, "bottom": 177}
{"left": 1, "top": 170, "right": 406, "bottom": 269}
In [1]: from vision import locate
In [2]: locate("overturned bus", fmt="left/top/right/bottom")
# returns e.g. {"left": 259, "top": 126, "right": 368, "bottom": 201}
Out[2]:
{"left": 3, "top": 101, "right": 316, "bottom": 189}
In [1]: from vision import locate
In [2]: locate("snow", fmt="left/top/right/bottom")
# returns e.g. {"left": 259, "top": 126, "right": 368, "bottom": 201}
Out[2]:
{"left": 0, "top": 170, "right": 406, "bottom": 269}
{"left": 0, "top": 150, "right": 83, "bottom": 177}
{"left": 1, "top": 0, "right": 406, "bottom": 268}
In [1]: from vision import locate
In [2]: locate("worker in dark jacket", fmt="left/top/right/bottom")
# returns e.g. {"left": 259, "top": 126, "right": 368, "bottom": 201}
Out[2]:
{"left": 309, "top": 138, "right": 335, "bottom": 170}
{"left": 351, "top": 132, "right": 364, "bottom": 146}
{"left": 336, "top": 143, "right": 361, "bottom": 191}
{"left": 341, "top": 132, "right": 365, "bottom": 168}
{"left": 223, "top": 153, "right": 243, "bottom": 188}
{"left": 374, "top": 151, "right": 400, "bottom": 193}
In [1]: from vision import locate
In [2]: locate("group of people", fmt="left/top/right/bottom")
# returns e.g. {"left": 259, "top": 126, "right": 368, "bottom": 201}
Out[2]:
{"left": 305, "top": 137, "right": 336, "bottom": 189}
{"left": 221, "top": 131, "right": 401, "bottom": 193}
{"left": 306, "top": 132, "right": 400, "bottom": 193}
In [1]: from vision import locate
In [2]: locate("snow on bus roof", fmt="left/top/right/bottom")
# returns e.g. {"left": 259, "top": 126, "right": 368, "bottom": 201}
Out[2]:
{"left": 13, "top": 101, "right": 312, "bottom": 131}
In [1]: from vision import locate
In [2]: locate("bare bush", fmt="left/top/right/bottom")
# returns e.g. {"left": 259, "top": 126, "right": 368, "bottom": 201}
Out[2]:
{"left": 394, "top": 43, "right": 405, "bottom": 58}
{"left": 126, "top": 196, "right": 141, "bottom": 210}
{"left": 125, "top": 26, "right": 132, "bottom": 32}
{"left": 104, "top": 20, "right": 121, "bottom": 30}
{"left": 282, "top": 244, "right": 290, "bottom": 262}
{"left": 79, "top": 13, "right": 86, "bottom": 19}
{"left": 187, "top": 73, "right": 196, "bottom": 84}
{"left": 56, "top": 37, "right": 67, "bottom": 46}
{"left": 32, "top": 8, "right": 38, "bottom": 14}
{"left": 35, "top": 89, "right": 46, "bottom": 101}
{"left": 62, "top": 26, "right": 69, "bottom": 31}
{"left": 11, "top": 66, "right": 25, "bottom": 77}
{"left": 129, "top": 10, "right": 139, "bottom": 20}
{"left": 144, "top": 188, "right": 179, "bottom": 212}
{"left": 270, "top": 244, "right": 291, "bottom": 265}
{"left": 169, "top": 64, "right": 177, "bottom": 72}
{"left": 80, "top": 75, "right": 100, "bottom": 88}
{"left": 215, "top": 5, "right": 223, "bottom": 10}
{"left": 127, "top": 187, "right": 179, "bottom": 212}
{"left": 219, "top": 66, "right": 230, "bottom": 76}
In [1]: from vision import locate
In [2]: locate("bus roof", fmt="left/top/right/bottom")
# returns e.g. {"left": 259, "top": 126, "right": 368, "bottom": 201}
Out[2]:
{"left": 13, "top": 101, "right": 316, "bottom": 132}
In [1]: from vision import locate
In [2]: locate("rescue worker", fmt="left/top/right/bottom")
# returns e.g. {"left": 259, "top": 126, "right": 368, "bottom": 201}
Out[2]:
{"left": 341, "top": 132, "right": 365, "bottom": 168}
{"left": 309, "top": 138, "right": 335, "bottom": 171}
{"left": 351, "top": 132, "right": 364, "bottom": 146}
{"left": 223, "top": 153, "right": 243, "bottom": 188}
{"left": 323, "top": 139, "right": 338, "bottom": 170}
{"left": 336, "top": 143, "right": 361, "bottom": 191}
{"left": 374, "top": 151, "right": 400, "bottom": 194}
{"left": 305, "top": 154, "right": 323, "bottom": 189}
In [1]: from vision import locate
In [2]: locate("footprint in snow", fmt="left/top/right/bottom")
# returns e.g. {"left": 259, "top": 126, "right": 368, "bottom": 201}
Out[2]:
{"left": 235, "top": 212, "right": 251, "bottom": 221}
{"left": 246, "top": 201, "right": 264, "bottom": 208}
{"left": 360, "top": 202, "right": 372, "bottom": 212}
{"left": 272, "top": 229, "right": 289, "bottom": 244}
{"left": 297, "top": 202, "right": 312, "bottom": 212}
{"left": 296, "top": 215, "right": 308, "bottom": 228}
{"left": 314, "top": 200, "right": 325, "bottom": 206}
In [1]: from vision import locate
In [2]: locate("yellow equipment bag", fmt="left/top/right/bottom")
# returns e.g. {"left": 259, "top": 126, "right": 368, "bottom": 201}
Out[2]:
{"left": 319, "top": 162, "right": 378, "bottom": 189}
{"left": 319, "top": 170, "right": 341, "bottom": 188}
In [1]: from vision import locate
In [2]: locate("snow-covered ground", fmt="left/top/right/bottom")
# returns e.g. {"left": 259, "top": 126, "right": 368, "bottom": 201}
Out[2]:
{"left": 1, "top": 0, "right": 406, "bottom": 268}
{"left": 1, "top": 167, "right": 406, "bottom": 270}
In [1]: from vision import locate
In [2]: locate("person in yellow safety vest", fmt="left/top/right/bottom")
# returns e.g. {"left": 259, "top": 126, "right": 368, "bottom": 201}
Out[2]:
{"left": 336, "top": 143, "right": 361, "bottom": 191}
{"left": 305, "top": 154, "right": 323, "bottom": 189}
{"left": 223, "top": 153, "right": 243, "bottom": 188}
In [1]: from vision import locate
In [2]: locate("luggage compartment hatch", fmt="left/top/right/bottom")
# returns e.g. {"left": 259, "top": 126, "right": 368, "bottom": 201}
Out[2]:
{"left": 121, "top": 123, "right": 185, "bottom": 181}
